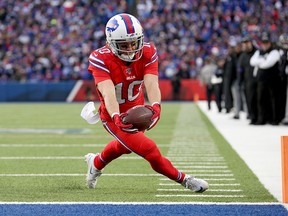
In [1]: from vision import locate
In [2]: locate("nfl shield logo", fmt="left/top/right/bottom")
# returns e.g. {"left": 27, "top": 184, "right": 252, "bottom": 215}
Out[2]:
{"left": 125, "top": 68, "right": 132, "bottom": 74}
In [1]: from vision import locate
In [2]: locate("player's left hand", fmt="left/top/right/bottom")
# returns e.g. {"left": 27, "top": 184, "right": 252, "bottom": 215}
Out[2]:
{"left": 145, "top": 102, "right": 161, "bottom": 130}
{"left": 112, "top": 113, "right": 139, "bottom": 133}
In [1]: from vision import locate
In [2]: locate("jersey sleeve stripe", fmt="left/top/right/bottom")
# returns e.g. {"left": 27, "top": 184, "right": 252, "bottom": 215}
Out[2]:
{"left": 88, "top": 60, "right": 110, "bottom": 73}
{"left": 145, "top": 56, "right": 158, "bottom": 67}
{"left": 89, "top": 54, "right": 105, "bottom": 65}
{"left": 145, "top": 51, "right": 158, "bottom": 67}
{"left": 151, "top": 51, "right": 157, "bottom": 60}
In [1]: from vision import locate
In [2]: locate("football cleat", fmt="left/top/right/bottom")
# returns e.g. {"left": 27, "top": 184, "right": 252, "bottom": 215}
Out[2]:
{"left": 181, "top": 175, "right": 209, "bottom": 193}
{"left": 85, "top": 153, "right": 102, "bottom": 189}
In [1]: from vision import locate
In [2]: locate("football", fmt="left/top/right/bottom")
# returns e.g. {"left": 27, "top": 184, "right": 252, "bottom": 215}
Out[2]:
{"left": 122, "top": 105, "right": 153, "bottom": 131}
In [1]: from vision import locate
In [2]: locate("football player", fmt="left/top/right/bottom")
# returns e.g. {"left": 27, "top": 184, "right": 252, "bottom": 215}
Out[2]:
{"left": 84, "top": 13, "right": 208, "bottom": 193}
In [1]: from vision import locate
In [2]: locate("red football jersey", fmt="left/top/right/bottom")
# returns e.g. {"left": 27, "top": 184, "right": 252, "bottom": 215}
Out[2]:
{"left": 88, "top": 42, "right": 158, "bottom": 121}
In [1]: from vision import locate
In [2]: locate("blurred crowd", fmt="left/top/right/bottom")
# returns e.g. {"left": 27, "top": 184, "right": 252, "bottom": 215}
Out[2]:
{"left": 0, "top": 0, "right": 288, "bottom": 83}
{"left": 199, "top": 31, "right": 288, "bottom": 126}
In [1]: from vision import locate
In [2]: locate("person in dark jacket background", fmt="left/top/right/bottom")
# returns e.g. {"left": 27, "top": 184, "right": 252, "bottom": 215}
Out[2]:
{"left": 278, "top": 33, "right": 288, "bottom": 125}
{"left": 250, "top": 32, "right": 281, "bottom": 125}
{"left": 238, "top": 35, "right": 258, "bottom": 124}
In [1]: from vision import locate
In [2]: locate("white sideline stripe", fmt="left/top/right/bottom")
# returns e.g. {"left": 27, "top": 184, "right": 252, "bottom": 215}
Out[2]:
{"left": 66, "top": 80, "right": 83, "bottom": 102}
{"left": 0, "top": 173, "right": 161, "bottom": 177}
{"left": 157, "top": 189, "right": 243, "bottom": 192}
{"left": 155, "top": 195, "right": 246, "bottom": 198}
{"left": 0, "top": 202, "right": 283, "bottom": 205}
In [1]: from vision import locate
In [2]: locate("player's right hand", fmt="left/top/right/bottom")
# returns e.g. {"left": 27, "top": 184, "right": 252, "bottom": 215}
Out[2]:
{"left": 112, "top": 113, "right": 138, "bottom": 133}
{"left": 145, "top": 102, "right": 161, "bottom": 130}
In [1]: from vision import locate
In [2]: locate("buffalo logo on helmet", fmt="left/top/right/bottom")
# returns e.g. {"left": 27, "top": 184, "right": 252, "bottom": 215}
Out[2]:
{"left": 106, "top": 19, "right": 119, "bottom": 32}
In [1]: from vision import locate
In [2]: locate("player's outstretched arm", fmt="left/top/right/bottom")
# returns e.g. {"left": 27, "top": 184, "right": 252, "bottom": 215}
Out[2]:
{"left": 97, "top": 79, "right": 136, "bottom": 132}
{"left": 144, "top": 74, "right": 161, "bottom": 130}
{"left": 97, "top": 79, "right": 120, "bottom": 117}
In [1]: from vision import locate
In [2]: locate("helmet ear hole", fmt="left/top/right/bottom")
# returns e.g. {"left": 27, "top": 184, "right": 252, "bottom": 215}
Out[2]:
{"left": 105, "top": 13, "right": 144, "bottom": 62}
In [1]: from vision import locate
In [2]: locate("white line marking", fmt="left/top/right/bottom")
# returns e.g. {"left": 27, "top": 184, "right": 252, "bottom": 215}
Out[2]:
{"left": 0, "top": 144, "right": 171, "bottom": 148}
{"left": 209, "top": 184, "right": 240, "bottom": 186}
{"left": 0, "top": 156, "right": 142, "bottom": 160}
{"left": 0, "top": 144, "right": 105, "bottom": 147}
{"left": 178, "top": 170, "right": 232, "bottom": 173}
{"left": 159, "top": 183, "right": 240, "bottom": 186}
{"left": 0, "top": 128, "right": 90, "bottom": 134}
{"left": 203, "top": 178, "right": 236, "bottom": 181}
{"left": 172, "top": 162, "right": 226, "bottom": 165}
{"left": 0, "top": 202, "right": 283, "bottom": 205}
{"left": 175, "top": 166, "right": 228, "bottom": 169}
{"left": 0, "top": 173, "right": 161, "bottom": 177}
{"left": 159, "top": 174, "right": 234, "bottom": 177}
{"left": 157, "top": 189, "right": 243, "bottom": 192}
{"left": 66, "top": 80, "right": 83, "bottom": 102}
{"left": 155, "top": 195, "right": 246, "bottom": 198}
{"left": 159, "top": 178, "right": 236, "bottom": 181}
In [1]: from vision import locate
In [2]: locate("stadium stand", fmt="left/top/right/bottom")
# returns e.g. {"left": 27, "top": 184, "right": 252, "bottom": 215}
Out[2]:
{"left": 0, "top": 0, "right": 287, "bottom": 82}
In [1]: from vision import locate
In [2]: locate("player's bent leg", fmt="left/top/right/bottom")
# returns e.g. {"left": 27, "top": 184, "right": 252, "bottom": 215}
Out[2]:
{"left": 85, "top": 153, "right": 102, "bottom": 189}
{"left": 94, "top": 140, "right": 132, "bottom": 170}
{"left": 141, "top": 138, "right": 209, "bottom": 193}
{"left": 143, "top": 144, "right": 184, "bottom": 182}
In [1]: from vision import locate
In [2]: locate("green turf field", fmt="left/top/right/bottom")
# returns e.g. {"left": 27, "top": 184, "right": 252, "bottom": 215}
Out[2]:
{"left": 0, "top": 102, "right": 277, "bottom": 202}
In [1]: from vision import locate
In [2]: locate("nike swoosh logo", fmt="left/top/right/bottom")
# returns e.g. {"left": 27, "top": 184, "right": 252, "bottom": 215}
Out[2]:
{"left": 89, "top": 167, "right": 93, "bottom": 175}
{"left": 196, "top": 187, "right": 204, "bottom": 192}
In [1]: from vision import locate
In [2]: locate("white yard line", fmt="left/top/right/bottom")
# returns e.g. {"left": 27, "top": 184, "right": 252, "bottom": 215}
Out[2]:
{"left": 155, "top": 195, "right": 246, "bottom": 198}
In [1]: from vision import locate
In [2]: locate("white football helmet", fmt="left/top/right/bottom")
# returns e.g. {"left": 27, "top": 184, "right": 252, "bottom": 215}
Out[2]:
{"left": 105, "top": 13, "right": 144, "bottom": 62}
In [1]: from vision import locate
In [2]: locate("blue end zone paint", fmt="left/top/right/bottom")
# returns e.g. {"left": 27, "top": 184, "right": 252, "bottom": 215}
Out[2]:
{"left": 0, "top": 204, "right": 287, "bottom": 216}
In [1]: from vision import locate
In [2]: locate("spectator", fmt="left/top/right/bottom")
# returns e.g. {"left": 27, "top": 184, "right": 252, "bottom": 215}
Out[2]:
{"left": 223, "top": 40, "right": 238, "bottom": 114}
{"left": 278, "top": 33, "right": 288, "bottom": 125}
{"left": 250, "top": 32, "right": 281, "bottom": 125}
{"left": 0, "top": 0, "right": 288, "bottom": 84}
{"left": 171, "top": 72, "right": 181, "bottom": 100}
{"left": 238, "top": 35, "right": 258, "bottom": 125}
{"left": 199, "top": 57, "right": 217, "bottom": 110}
{"left": 212, "top": 56, "right": 225, "bottom": 113}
